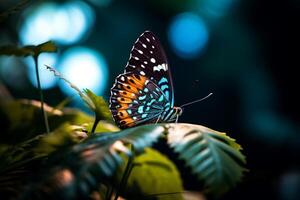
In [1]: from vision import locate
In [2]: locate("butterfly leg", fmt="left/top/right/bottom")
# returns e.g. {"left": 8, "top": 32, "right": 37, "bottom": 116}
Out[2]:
{"left": 175, "top": 114, "right": 180, "bottom": 123}
{"left": 155, "top": 115, "right": 162, "bottom": 124}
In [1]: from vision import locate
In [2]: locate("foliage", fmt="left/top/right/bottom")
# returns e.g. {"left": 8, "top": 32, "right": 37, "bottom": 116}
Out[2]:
{"left": 118, "top": 148, "right": 184, "bottom": 200}
{"left": 45, "top": 66, "right": 113, "bottom": 133}
{"left": 0, "top": 41, "right": 57, "bottom": 57}
{"left": 167, "top": 123, "right": 247, "bottom": 196}
{"left": 83, "top": 89, "right": 113, "bottom": 122}
{"left": 0, "top": 39, "right": 247, "bottom": 199}
{"left": 0, "top": 95, "right": 247, "bottom": 199}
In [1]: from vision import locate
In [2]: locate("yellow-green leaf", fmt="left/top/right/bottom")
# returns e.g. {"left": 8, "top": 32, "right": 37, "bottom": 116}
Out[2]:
{"left": 0, "top": 41, "right": 57, "bottom": 57}
{"left": 120, "top": 148, "right": 184, "bottom": 200}
{"left": 83, "top": 89, "right": 113, "bottom": 121}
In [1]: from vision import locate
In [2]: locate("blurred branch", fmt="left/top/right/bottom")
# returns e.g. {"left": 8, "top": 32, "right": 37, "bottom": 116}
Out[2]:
{"left": 0, "top": 0, "right": 31, "bottom": 23}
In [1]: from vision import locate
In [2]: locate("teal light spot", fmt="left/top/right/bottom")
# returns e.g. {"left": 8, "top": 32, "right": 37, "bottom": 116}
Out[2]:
{"left": 156, "top": 88, "right": 160, "bottom": 92}
{"left": 159, "top": 95, "right": 164, "bottom": 102}
{"left": 158, "top": 77, "right": 168, "bottom": 85}
{"left": 138, "top": 95, "right": 146, "bottom": 100}
{"left": 146, "top": 107, "right": 150, "bottom": 111}
{"left": 144, "top": 88, "right": 149, "bottom": 93}
{"left": 138, "top": 106, "right": 144, "bottom": 114}
{"left": 127, "top": 109, "right": 132, "bottom": 114}
{"left": 142, "top": 114, "right": 147, "bottom": 118}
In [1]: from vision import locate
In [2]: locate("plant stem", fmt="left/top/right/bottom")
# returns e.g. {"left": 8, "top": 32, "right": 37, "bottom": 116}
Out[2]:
{"left": 113, "top": 154, "right": 134, "bottom": 200}
{"left": 91, "top": 117, "right": 99, "bottom": 134}
{"left": 34, "top": 55, "right": 50, "bottom": 134}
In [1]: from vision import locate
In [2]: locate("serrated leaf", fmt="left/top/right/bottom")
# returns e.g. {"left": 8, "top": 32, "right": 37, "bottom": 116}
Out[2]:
{"left": 18, "top": 123, "right": 246, "bottom": 199}
{"left": 91, "top": 124, "right": 165, "bottom": 153}
{"left": 166, "top": 123, "right": 247, "bottom": 196}
{"left": 0, "top": 41, "right": 57, "bottom": 57}
{"left": 119, "top": 148, "right": 184, "bottom": 200}
{"left": 22, "top": 124, "right": 165, "bottom": 199}
{"left": 83, "top": 89, "right": 113, "bottom": 121}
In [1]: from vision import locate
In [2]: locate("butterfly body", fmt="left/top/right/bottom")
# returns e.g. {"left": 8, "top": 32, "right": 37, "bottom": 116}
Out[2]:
{"left": 110, "top": 31, "right": 182, "bottom": 128}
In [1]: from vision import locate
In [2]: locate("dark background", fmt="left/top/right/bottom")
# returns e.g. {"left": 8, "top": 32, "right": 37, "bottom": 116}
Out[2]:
{"left": 0, "top": 0, "right": 299, "bottom": 199}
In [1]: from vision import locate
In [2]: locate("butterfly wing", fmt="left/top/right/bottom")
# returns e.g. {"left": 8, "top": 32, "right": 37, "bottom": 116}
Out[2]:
{"left": 124, "top": 31, "right": 174, "bottom": 106}
{"left": 109, "top": 31, "right": 175, "bottom": 129}
{"left": 109, "top": 73, "right": 170, "bottom": 128}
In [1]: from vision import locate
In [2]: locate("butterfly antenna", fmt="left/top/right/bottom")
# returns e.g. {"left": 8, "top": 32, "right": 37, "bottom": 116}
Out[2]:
{"left": 180, "top": 93, "right": 213, "bottom": 108}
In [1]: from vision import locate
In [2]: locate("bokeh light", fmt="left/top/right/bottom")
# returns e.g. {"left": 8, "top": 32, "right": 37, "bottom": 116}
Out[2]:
{"left": 58, "top": 47, "right": 108, "bottom": 96}
{"left": 0, "top": 57, "right": 27, "bottom": 89}
{"left": 25, "top": 53, "right": 58, "bottom": 89}
{"left": 19, "top": 1, "right": 95, "bottom": 45}
{"left": 87, "top": 0, "right": 112, "bottom": 7}
{"left": 168, "top": 12, "right": 209, "bottom": 59}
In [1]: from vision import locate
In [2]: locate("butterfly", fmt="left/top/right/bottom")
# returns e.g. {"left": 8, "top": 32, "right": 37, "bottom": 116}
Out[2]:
{"left": 109, "top": 31, "right": 183, "bottom": 129}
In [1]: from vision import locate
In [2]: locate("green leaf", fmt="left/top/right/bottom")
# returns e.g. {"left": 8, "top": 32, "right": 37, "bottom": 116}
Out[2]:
{"left": 90, "top": 124, "right": 165, "bottom": 153}
{"left": 83, "top": 89, "right": 113, "bottom": 121}
{"left": 22, "top": 124, "right": 165, "bottom": 199}
{"left": 34, "top": 124, "right": 87, "bottom": 156}
{"left": 0, "top": 98, "right": 118, "bottom": 144}
{"left": 120, "top": 148, "right": 184, "bottom": 200}
{"left": 0, "top": 41, "right": 57, "bottom": 57}
{"left": 166, "top": 123, "right": 247, "bottom": 196}
{"left": 19, "top": 123, "right": 246, "bottom": 199}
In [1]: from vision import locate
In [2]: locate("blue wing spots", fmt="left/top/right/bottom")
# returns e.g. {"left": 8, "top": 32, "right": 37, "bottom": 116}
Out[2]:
{"left": 147, "top": 99, "right": 156, "bottom": 106}
{"left": 138, "top": 106, "right": 144, "bottom": 114}
{"left": 165, "top": 91, "right": 170, "bottom": 99}
{"left": 159, "top": 95, "right": 164, "bottom": 102}
{"left": 146, "top": 107, "right": 150, "bottom": 111}
{"left": 127, "top": 109, "right": 132, "bottom": 114}
{"left": 165, "top": 102, "right": 170, "bottom": 108}
{"left": 161, "top": 85, "right": 169, "bottom": 91}
{"left": 142, "top": 114, "right": 148, "bottom": 118}
{"left": 158, "top": 77, "right": 168, "bottom": 85}
{"left": 144, "top": 88, "right": 149, "bottom": 93}
{"left": 138, "top": 95, "right": 147, "bottom": 100}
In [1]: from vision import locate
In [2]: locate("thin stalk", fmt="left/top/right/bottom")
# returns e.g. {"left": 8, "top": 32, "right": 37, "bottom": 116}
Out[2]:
{"left": 34, "top": 55, "right": 50, "bottom": 133}
{"left": 105, "top": 185, "right": 114, "bottom": 200}
{"left": 113, "top": 153, "right": 134, "bottom": 200}
{"left": 91, "top": 116, "right": 99, "bottom": 134}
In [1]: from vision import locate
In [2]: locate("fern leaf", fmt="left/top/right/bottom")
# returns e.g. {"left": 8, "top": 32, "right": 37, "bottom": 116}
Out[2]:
{"left": 166, "top": 123, "right": 247, "bottom": 196}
